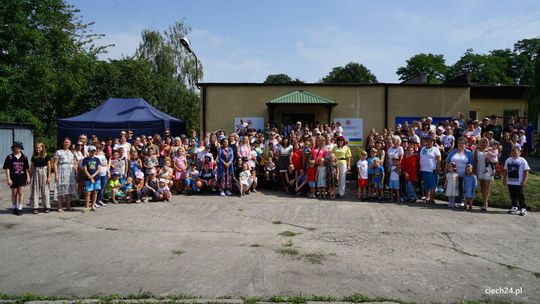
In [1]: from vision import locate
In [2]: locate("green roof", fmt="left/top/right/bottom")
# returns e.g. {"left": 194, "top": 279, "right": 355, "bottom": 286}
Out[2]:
{"left": 266, "top": 90, "right": 337, "bottom": 105}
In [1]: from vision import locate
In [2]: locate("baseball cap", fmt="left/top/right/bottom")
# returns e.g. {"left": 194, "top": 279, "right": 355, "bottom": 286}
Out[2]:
{"left": 88, "top": 146, "right": 97, "bottom": 152}
{"left": 135, "top": 171, "right": 144, "bottom": 179}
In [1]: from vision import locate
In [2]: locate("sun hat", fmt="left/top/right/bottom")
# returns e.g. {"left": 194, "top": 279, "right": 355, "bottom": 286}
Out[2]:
{"left": 135, "top": 171, "right": 144, "bottom": 179}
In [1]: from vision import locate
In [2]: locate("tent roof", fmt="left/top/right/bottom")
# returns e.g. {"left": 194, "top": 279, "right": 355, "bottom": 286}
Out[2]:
{"left": 59, "top": 98, "right": 182, "bottom": 123}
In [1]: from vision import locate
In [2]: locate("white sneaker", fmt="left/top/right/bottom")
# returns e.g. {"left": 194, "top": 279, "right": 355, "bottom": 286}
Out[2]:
{"left": 519, "top": 208, "right": 527, "bottom": 216}
{"left": 220, "top": 191, "right": 226, "bottom": 197}
{"left": 96, "top": 201, "right": 104, "bottom": 207}
{"left": 95, "top": 204, "right": 101, "bottom": 208}
{"left": 458, "top": 202, "right": 465, "bottom": 208}
{"left": 225, "top": 190, "right": 232, "bottom": 196}
{"left": 508, "top": 206, "right": 518, "bottom": 214}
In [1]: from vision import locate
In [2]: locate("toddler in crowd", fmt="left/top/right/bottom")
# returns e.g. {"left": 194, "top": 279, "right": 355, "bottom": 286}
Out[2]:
{"left": 357, "top": 150, "right": 369, "bottom": 201}
{"left": 122, "top": 176, "right": 134, "bottom": 203}
{"left": 144, "top": 148, "right": 158, "bottom": 181}
{"left": 485, "top": 141, "right": 499, "bottom": 176}
{"left": 185, "top": 162, "right": 200, "bottom": 193}
{"left": 444, "top": 162, "right": 459, "bottom": 208}
{"left": 372, "top": 159, "right": 385, "bottom": 200}
{"left": 389, "top": 157, "right": 401, "bottom": 202}
{"left": 307, "top": 159, "right": 317, "bottom": 198}
{"left": 157, "top": 179, "right": 171, "bottom": 202}
{"left": 239, "top": 162, "right": 252, "bottom": 196}
{"left": 316, "top": 157, "right": 327, "bottom": 198}
{"left": 173, "top": 147, "right": 188, "bottom": 191}
{"left": 263, "top": 156, "right": 276, "bottom": 183}
{"left": 326, "top": 155, "right": 338, "bottom": 199}
{"left": 463, "top": 164, "right": 478, "bottom": 210}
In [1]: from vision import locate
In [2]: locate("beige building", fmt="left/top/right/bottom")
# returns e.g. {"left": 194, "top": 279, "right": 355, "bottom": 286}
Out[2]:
{"left": 199, "top": 83, "right": 471, "bottom": 137}
{"left": 470, "top": 85, "right": 529, "bottom": 124}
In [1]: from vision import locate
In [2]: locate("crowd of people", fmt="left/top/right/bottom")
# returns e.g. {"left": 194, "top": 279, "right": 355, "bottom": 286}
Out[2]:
{"left": 3, "top": 114, "right": 534, "bottom": 216}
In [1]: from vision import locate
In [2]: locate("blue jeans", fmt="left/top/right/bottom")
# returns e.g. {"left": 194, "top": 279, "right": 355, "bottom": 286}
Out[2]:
{"left": 403, "top": 181, "right": 417, "bottom": 200}
{"left": 97, "top": 175, "right": 108, "bottom": 202}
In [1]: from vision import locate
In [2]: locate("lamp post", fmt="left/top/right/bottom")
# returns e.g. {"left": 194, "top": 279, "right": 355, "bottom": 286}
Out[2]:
{"left": 180, "top": 37, "right": 199, "bottom": 86}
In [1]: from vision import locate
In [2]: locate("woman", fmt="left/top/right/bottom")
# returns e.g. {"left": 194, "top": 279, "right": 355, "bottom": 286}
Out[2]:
{"left": 311, "top": 135, "right": 327, "bottom": 163}
{"left": 277, "top": 137, "right": 293, "bottom": 189}
{"left": 209, "top": 133, "right": 219, "bottom": 160}
{"left": 446, "top": 137, "right": 474, "bottom": 207}
{"left": 237, "top": 136, "right": 251, "bottom": 161}
{"left": 29, "top": 142, "right": 51, "bottom": 214}
{"left": 217, "top": 138, "right": 234, "bottom": 196}
{"left": 332, "top": 136, "right": 352, "bottom": 198}
{"left": 54, "top": 138, "right": 78, "bottom": 211}
{"left": 73, "top": 141, "right": 86, "bottom": 201}
{"left": 159, "top": 136, "right": 172, "bottom": 167}
{"left": 474, "top": 137, "right": 493, "bottom": 211}
{"left": 419, "top": 137, "right": 441, "bottom": 203}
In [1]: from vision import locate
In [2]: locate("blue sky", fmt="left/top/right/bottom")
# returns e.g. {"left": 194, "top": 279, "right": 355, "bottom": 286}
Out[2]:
{"left": 70, "top": 0, "right": 540, "bottom": 83}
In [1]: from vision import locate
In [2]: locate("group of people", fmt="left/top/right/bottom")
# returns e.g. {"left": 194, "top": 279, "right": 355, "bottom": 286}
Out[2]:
{"left": 3, "top": 114, "right": 533, "bottom": 216}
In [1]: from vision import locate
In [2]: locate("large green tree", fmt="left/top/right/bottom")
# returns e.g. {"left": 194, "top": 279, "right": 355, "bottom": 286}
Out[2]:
{"left": 263, "top": 73, "right": 304, "bottom": 84}
{"left": 396, "top": 53, "right": 447, "bottom": 84}
{"left": 321, "top": 62, "right": 377, "bottom": 83}
{"left": 446, "top": 49, "right": 514, "bottom": 85}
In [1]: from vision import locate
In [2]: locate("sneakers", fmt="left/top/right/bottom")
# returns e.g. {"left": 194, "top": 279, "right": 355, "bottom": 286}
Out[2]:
{"left": 508, "top": 206, "right": 518, "bottom": 214}
{"left": 96, "top": 201, "right": 105, "bottom": 207}
{"left": 16, "top": 209, "right": 23, "bottom": 216}
{"left": 225, "top": 190, "right": 232, "bottom": 196}
{"left": 220, "top": 191, "right": 226, "bottom": 197}
{"left": 519, "top": 208, "right": 527, "bottom": 216}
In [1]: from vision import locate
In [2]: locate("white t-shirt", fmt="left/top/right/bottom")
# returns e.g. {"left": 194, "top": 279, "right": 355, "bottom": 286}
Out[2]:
{"left": 519, "top": 135, "right": 527, "bottom": 147}
{"left": 357, "top": 159, "right": 368, "bottom": 179}
{"left": 97, "top": 154, "right": 108, "bottom": 176}
{"left": 387, "top": 146, "right": 404, "bottom": 167}
{"left": 504, "top": 157, "right": 530, "bottom": 186}
{"left": 472, "top": 127, "right": 482, "bottom": 138}
{"left": 113, "top": 142, "right": 131, "bottom": 159}
{"left": 390, "top": 165, "right": 400, "bottom": 181}
{"left": 449, "top": 152, "right": 469, "bottom": 176}
{"left": 442, "top": 135, "right": 455, "bottom": 149}
{"left": 419, "top": 146, "right": 441, "bottom": 172}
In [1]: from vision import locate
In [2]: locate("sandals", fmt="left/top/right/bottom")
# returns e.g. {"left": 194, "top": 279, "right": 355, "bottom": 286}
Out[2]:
{"left": 58, "top": 208, "right": 64, "bottom": 213}
{"left": 43, "top": 208, "right": 50, "bottom": 213}
{"left": 32, "top": 209, "right": 38, "bottom": 214}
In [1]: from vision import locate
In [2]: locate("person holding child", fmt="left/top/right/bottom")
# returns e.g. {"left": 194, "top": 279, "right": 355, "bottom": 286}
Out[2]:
{"left": 29, "top": 142, "right": 51, "bottom": 214}
{"left": 475, "top": 137, "right": 494, "bottom": 211}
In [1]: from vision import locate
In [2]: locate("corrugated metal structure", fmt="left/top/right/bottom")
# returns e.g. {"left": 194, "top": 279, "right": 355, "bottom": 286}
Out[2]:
{"left": 0, "top": 123, "right": 35, "bottom": 157}
{"left": 266, "top": 90, "right": 337, "bottom": 105}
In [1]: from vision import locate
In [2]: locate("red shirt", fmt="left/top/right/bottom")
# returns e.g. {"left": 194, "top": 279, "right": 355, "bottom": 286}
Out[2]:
{"left": 307, "top": 166, "right": 317, "bottom": 182}
{"left": 292, "top": 149, "right": 303, "bottom": 171}
{"left": 401, "top": 154, "right": 419, "bottom": 183}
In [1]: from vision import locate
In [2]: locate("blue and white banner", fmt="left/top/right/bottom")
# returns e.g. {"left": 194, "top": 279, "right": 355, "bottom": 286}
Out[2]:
{"left": 334, "top": 118, "right": 363, "bottom": 147}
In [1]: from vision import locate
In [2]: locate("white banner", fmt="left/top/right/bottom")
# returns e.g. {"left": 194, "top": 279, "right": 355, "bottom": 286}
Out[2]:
{"left": 334, "top": 118, "right": 363, "bottom": 147}
{"left": 234, "top": 117, "right": 265, "bottom": 132}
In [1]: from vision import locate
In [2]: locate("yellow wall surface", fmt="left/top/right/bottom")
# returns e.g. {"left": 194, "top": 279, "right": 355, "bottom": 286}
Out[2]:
{"left": 202, "top": 84, "right": 469, "bottom": 134}
{"left": 470, "top": 98, "right": 526, "bottom": 119}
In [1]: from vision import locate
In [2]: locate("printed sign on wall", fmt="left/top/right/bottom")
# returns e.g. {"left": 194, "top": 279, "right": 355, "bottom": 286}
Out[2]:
{"left": 334, "top": 118, "right": 363, "bottom": 147}
{"left": 234, "top": 117, "right": 265, "bottom": 132}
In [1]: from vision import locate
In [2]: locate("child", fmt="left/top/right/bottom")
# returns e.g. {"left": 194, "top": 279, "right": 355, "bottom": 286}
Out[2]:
{"left": 504, "top": 147, "right": 530, "bottom": 216}
{"left": 144, "top": 148, "right": 159, "bottom": 181}
{"left": 285, "top": 163, "right": 297, "bottom": 193}
{"left": 462, "top": 164, "right": 478, "bottom": 210}
{"left": 122, "top": 176, "right": 134, "bottom": 203}
{"left": 29, "top": 142, "right": 51, "bottom": 214}
{"left": 357, "top": 151, "right": 369, "bottom": 201}
{"left": 132, "top": 171, "right": 146, "bottom": 203}
{"left": 4, "top": 141, "right": 30, "bottom": 215}
{"left": 484, "top": 141, "right": 499, "bottom": 176}
{"left": 109, "top": 150, "right": 122, "bottom": 178}
{"left": 367, "top": 148, "right": 380, "bottom": 199}
{"left": 400, "top": 147, "right": 418, "bottom": 203}
{"left": 173, "top": 147, "right": 188, "bottom": 192}
{"left": 263, "top": 156, "right": 277, "bottom": 186}
{"left": 295, "top": 168, "right": 308, "bottom": 196}
{"left": 82, "top": 146, "right": 102, "bottom": 212}
{"left": 444, "top": 162, "right": 459, "bottom": 208}
{"left": 159, "top": 159, "right": 174, "bottom": 189}
{"left": 117, "top": 147, "right": 127, "bottom": 185}
{"left": 95, "top": 145, "right": 108, "bottom": 207}
{"left": 326, "top": 155, "right": 338, "bottom": 199}
{"left": 144, "top": 169, "right": 160, "bottom": 202}
{"left": 372, "top": 159, "right": 385, "bottom": 200}
{"left": 157, "top": 179, "right": 171, "bottom": 202}
{"left": 316, "top": 158, "right": 327, "bottom": 198}
{"left": 389, "top": 157, "right": 401, "bottom": 202}
{"left": 307, "top": 159, "right": 317, "bottom": 198}
{"left": 106, "top": 173, "right": 126, "bottom": 204}
{"left": 238, "top": 162, "right": 252, "bottom": 197}
{"left": 185, "top": 162, "right": 200, "bottom": 193}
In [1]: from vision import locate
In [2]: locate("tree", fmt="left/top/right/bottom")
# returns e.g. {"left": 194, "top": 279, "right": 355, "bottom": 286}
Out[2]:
{"left": 513, "top": 38, "right": 540, "bottom": 85}
{"left": 446, "top": 49, "right": 514, "bottom": 85}
{"left": 321, "top": 62, "right": 377, "bottom": 83}
{"left": 264, "top": 73, "right": 304, "bottom": 84}
{"left": 396, "top": 53, "right": 447, "bottom": 84}
{"left": 526, "top": 44, "right": 540, "bottom": 126}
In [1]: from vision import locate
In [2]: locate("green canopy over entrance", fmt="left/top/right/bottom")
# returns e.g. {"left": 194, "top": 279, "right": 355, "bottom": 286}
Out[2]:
{"left": 266, "top": 90, "right": 337, "bottom": 125}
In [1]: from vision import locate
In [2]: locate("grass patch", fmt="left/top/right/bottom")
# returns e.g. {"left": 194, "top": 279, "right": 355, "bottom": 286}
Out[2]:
{"left": 534, "top": 272, "right": 540, "bottom": 278}
{"left": 272, "top": 220, "right": 282, "bottom": 224}
{"left": 249, "top": 244, "right": 263, "bottom": 247}
{"left": 435, "top": 171, "right": 540, "bottom": 211}
{"left": 275, "top": 248, "right": 299, "bottom": 255}
{"left": 282, "top": 240, "right": 294, "bottom": 247}
{"left": 171, "top": 250, "right": 186, "bottom": 256}
{"left": 303, "top": 252, "right": 327, "bottom": 264}
{"left": 238, "top": 208, "right": 244, "bottom": 212}
{"left": 279, "top": 230, "right": 299, "bottom": 237}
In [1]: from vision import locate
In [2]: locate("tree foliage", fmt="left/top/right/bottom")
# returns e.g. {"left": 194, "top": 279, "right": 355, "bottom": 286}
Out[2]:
{"left": 396, "top": 53, "right": 447, "bottom": 84}
{"left": 264, "top": 73, "right": 304, "bottom": 84}
{"left": 321, "top": 62, "right": 377, "bottom": 83}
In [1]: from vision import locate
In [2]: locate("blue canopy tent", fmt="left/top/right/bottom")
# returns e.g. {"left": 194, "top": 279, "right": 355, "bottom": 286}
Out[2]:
{"left": 57, "top": 98, "right": 186, "bottom": 144}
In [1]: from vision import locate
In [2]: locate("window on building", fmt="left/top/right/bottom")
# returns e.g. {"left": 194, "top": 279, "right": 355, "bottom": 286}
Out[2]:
{"left": 469, "top": 111, "right": 477, "bottom": 121}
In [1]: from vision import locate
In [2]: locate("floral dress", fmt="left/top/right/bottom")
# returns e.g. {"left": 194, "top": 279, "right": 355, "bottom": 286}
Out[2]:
{"left": 54, "top": 149, "right": 78, "bottom": 200}
{"left": 218, "top": 147, "right": 234, "bottom": 191}
{"left": 326, "top": 162, "right": 338, "bottom": 186}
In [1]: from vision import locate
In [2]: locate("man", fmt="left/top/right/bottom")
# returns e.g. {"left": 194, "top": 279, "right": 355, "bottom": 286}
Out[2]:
{"left": 504, "top": 147, "right": 530, "bottom": 216}
{"left": 486, "top": 115, "right": 502, "bottom": 142}
{"left": 113, "top": 132, "right": 131, "bottom": 159}
{"left": 126, "top": 130, "right": 134, "bottom": 144}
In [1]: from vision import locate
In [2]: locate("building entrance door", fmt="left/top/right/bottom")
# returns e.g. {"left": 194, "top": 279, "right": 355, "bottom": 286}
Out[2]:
{"left": 281, "top": 113, "right": 315, "bottom": 125}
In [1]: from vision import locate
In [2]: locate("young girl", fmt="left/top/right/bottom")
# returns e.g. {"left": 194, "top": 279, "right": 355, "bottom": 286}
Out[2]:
{"left": 4, "top": 142, "right": 30, "bottom": 215}
{"left": 159, "top": 159, "right": 175, "bottom": 189}
{"left": 326, "top": 155, "right": 338, "bottom": 199}
{"left": 29, "top": 142, "right": 51, "bottom": 214}
{"left": 157, "top": 179, "right": 171, "bottom": 202}
{"left": 357, "top": 150, "right": 369, "bottom": 201}
{"left": 106, "top": 173, "right": 125, "bottom": 204}
{"left": 307, "top": 159, "right": 317, "bottom": 198}
{"left": 145, "top": 169, "right": 159, "bottom": 202}
{"left": 144, "top": 148, "right": 159, "bottom": 181}
{"left": 484, "top": 142, "right": 499, "bottom": 176}
{"left": 263, "top": 156, "right": 277, "bottom": 186}
{"left": 367, "top": 148, "right": 380, "bottom": 199}
{"left": 122, "top": 177, "right": 134, "bottom": 203}
{"left": 128, "top": 150, "right": 143, "bottom": 180}
{"left": 285, "top": 163, "right": 297, "bottom": 193}
{"left": 389, "top": 157, "right": 401, "bottom": 202}
{"left": 462, "top": 164, "right": 478, "bottom": 210}
{"left": 444, "top": 162, "right": 459, "bottom": 208}
{"left": 238, "top": 162, "right": 252, "bottom": 197}
{"left": 132, "top": 172, "right": 146, "bottom": 203}
{"left": 173, "top": 147, "right": 188, "bottom": 192}
{"left": 295, "top": 168, "right": 308, "bottom": 196}
{"left": 316, "top": 158, "right": 327, "bottom": 198}
{"left": 185, "top": 162, "right": 200, "bottom": 193}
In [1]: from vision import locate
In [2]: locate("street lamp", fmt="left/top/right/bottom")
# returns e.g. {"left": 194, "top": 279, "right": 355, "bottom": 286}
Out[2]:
{"left": 180, "top": 37, "right": 199, "bottom": 86}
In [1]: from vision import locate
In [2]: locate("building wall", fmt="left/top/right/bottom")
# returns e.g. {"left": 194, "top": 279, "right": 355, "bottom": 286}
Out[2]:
{"left": 202, "top": 84, "right": 469, "bottom": 134}
{"left": 470, "top": 98, "right": 526, "bottom": 120}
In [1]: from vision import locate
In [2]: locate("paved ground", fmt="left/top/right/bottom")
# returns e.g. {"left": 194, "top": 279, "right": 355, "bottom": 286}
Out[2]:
{"left": 0, "top": 172, "right": 539, "bottom": 304}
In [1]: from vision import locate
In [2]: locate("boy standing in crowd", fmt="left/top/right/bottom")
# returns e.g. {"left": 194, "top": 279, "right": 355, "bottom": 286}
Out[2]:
{"left": 504, "top": 147, "right": 530, "bottom": 216}
{"left": 82, "top": 146, "right": 101, "bottom": 213}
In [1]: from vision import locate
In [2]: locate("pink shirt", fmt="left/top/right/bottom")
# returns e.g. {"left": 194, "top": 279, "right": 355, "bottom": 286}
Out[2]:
{"left": 311, "top": 147, "right": 327, "bottom": 162}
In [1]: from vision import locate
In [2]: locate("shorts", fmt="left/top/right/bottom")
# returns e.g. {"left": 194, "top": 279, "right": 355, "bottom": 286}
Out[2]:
{"left": 389, "top": 179, "right": 400, "bottom": 190}
{"left": 357, "top": 179, "right": 368, "bottom": 187}
{"left": 421, "top": 171, "right": 437, "bottom": 190}
{"left": 84, "top": 179, "right": 101, "bottom": 192}
{"left": 308, "top": 181, "right": 316, "bottom": 188}
{"left": 373, "top": 181, "right": 384, "bottom": 190}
